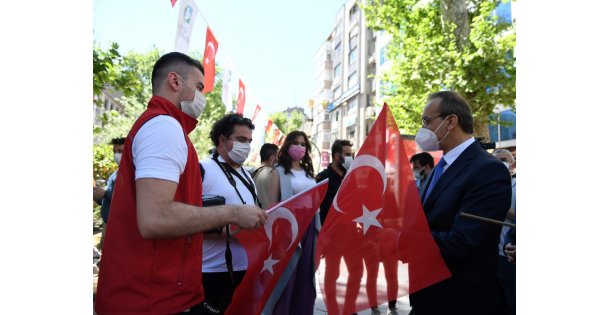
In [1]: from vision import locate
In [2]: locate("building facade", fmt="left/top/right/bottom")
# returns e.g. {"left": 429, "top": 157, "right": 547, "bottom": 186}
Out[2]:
{"left": 311, "top": 0, "right": 378, "bottom": 169}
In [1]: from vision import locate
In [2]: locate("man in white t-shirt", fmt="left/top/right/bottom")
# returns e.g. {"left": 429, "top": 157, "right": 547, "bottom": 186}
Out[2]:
{"left": 199, "top": 113, "right": 259, "bottom": 312}
{"left": 95, "top": 52, "right": 267, "bottom": 315}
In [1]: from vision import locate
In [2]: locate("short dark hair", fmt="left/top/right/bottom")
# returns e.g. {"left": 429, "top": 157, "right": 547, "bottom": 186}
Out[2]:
{"left": 151, "top": 52, "right": 204, "bottom": 94}
{"left": 260, "top": 143, "right": 279, "bottom": 162}
{"left": 110, "top": 137, "right": 126, "bottom": 145}
{"left": 331, "top": 139, "right": 353, "bottom": 157}
{"left": 428, "top": 91, "right": 474, "bottom": 134}
{"left": 209, "top": 113, "right": 255, "bottom": 147}
{"left": 410, "top": 152, "right": 435, "bottom": 168}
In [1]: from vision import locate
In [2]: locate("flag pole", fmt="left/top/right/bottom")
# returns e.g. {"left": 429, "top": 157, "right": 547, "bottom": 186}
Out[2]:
{"left": 460, "top": 212, "right": 516, "bottom": 228}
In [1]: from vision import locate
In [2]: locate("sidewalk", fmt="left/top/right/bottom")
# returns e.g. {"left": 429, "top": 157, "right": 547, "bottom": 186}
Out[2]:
{"left": 313, "top": 294, "right": 411, "bottom": 315}
{"left": 312, "top": 271, "right": 412, "bottom": 315}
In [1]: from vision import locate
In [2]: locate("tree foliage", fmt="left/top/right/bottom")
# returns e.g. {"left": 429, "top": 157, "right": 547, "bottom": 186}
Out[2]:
{"left": 364, "top": 0, "right": 516, "bottom": 138}
{"left": 93, "top": 42, "right": 150, "bottom": 105}
{"left": 269, "top": 110, "right": 305, "bottom": 136}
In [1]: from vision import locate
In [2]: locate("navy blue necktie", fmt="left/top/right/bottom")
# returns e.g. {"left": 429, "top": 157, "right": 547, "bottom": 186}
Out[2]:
{"left": 424, "top": 158, "right": 447, "bottom": 204}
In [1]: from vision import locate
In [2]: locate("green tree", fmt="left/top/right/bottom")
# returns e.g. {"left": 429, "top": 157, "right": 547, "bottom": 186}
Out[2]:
{"left": 269, "top": 112, "right": 288, "bottom": 133}
{"left": 287, "top": 111, "right": 305, "bottom": 133}
{"left": 364, "top": 0, "right": 516, "bottom": 138}
{"left": 268, "top": 110, "right": 305, "bottom": 137}
{"left": 93, "top": 42, "right": 149, "bottom": 105}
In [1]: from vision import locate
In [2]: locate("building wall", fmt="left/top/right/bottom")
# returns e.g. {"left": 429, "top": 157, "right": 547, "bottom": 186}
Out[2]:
{"left": 311, "top": 0, "right": 384, "bottom": 165}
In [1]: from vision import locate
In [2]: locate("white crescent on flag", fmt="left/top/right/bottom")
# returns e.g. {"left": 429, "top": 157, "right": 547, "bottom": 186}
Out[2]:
{"left": 205, "top": 42, "right": 216, "bottom": 64}
{"left": 238, "top": 87, "right": 245, "bottom": 102}
{"left": 333, "top": 154, "right": 387, "bottom": 213}
{"left": 264, "top": 207, "right": 298, "bottom": 250}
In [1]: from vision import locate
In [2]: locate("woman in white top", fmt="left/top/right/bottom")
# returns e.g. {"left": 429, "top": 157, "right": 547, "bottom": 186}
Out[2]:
{"left": 264, "top": 130, "right": 318, "bottom": 314}
{"left": 268, "top": 131, "right": 316, "bottom": 204}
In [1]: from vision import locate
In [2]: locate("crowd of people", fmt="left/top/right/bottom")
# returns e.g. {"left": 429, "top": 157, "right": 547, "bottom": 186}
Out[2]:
{"left": 93, "top": 52, "right": 516, "bottom": 315}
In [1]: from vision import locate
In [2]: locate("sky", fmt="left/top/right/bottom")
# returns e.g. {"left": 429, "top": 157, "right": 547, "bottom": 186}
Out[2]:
{"left": 93, "top": 0, "right": 345, "bottom": 115}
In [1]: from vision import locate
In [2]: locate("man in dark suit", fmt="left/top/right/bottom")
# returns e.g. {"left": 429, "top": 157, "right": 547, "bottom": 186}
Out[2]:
{"left": 409, "top": 91, "right": 512, "bottom": 315}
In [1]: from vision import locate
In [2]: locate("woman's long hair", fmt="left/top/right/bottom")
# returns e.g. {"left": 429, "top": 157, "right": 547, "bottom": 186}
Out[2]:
{"left": 277, "top": 130, "right": 314, "bottom": 178}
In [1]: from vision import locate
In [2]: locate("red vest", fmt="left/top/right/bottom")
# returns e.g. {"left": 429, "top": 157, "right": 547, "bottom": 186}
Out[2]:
{"left": 96, "top": 96, "right": 204, "bottom": 315}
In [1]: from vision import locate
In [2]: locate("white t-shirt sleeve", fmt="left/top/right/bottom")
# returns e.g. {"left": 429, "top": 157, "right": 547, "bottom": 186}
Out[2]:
{"left": 132, "top": 115, "right": 188, "bottom": 183}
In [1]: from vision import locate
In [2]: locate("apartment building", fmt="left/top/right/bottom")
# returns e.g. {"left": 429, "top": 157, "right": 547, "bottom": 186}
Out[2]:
{"left": 311, "top": 0, "right": 378, "bottom": 167}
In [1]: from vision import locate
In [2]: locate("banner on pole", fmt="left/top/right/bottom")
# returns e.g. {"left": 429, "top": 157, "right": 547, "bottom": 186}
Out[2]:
{"left": 174, "top": 0, "right": 198, "bottom": 53}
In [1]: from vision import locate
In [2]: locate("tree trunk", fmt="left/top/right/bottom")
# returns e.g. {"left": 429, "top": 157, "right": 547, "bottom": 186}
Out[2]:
{"left": 441, "top": 0, "right": 470, "bottom": 50}
{"left": 473, "top": 117, "right": 490, "bottom": 142}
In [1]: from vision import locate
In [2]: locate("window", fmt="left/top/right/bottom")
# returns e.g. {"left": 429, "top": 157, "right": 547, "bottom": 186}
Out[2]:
{"left": 334, "top": 63, "right": 342, "bottom": 79}
{"left": 333, "top": 85, "right": 341, "bottom": 100}
{"left": 347, "top": 98, "right": 358, "bottom": 113}
{"left": 335, "top": 41, "right": 342, "bottom": 57}
{"left": 348, "top": 31, "right": 358, "bottom": 65}
{"left": 379, "top": 46, "right": 387, "bottom": 66}
{"left": 349, "top": 5, "right": 359, "bottom": 22}
{"left": 335, "top": 109, "right": 340, "bottom": 122}
{"left": 349, "top": 48, "right": 357, "bottom": 65}
{"left": 347, "top": 125, "right": 356, "bottom": 140}
{"left": 348, "top": 71, "right": 358, "bottom": 89}
{"left": 349, "top": 33, "right": 358, "bottom": 51}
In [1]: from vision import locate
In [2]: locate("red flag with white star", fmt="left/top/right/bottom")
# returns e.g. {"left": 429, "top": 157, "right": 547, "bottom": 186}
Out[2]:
{"left": 202, "top": 27, "right": 218, "bottom": 94}
{"left": 225, "top": 180, "right": 329, "bottom": 315}
{"left": 315, "top": 103, "right": 450, "bottom": 315}
{"left": 236, "top": 79, "right": 246, "bottom": 114}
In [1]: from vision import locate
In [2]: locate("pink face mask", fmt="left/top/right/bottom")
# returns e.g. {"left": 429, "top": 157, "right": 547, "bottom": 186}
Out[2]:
{"left": 288, "top": 144, "right": 306, "bottom": 161}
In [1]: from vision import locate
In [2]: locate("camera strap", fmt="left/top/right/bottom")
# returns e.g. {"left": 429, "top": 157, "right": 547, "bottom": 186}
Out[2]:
{"left": 210, "top": 153, "right": 243, "bottom": 288}
{"left": 228, "top": 167, "right": 262, "bottom": 208}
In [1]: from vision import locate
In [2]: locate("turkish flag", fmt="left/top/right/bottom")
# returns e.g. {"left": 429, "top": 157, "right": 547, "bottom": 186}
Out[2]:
{"left": 316, "top": 103, "right": 450, "bottom": 315}
{"left": 225, "top": 180, "right": 329, "bottom": 315}
{"left": 171, "top": 0, "right": 178, "bottom": 7}
{"left": 202, "top": 28, "right": 218, "bottom": 94}
{"left": 236, "top": 79, "right": 246, "bottom": 114}
{"left": 265, "top": 119, "right": 273, "bottom": 135}
{"left": 272, "top": 128, "right": 281, "bottom": 145}
{"left": 251, "top": 104, "right": 262, "bottom": 122}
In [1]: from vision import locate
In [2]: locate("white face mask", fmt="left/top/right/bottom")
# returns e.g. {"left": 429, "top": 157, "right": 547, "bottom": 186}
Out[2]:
{"left": 178, "top": 76, "right": 207, "bottom": 119}
{"left": 502, "top": 161, "right": 511, "bottom": 170}
{"left": 415, "top": 117, "right": 449, "bottom": 151}
{"left": 342, "top": 156, "right": 354, "bottom": 170}
{"left": 413, "top": 169, "right": 424, "bottom": 180}
{"left": 114, "top": 152, "right": 122, "bottom": 165}
{"left": 226, "top": 141, "right": 251, "bottom": 165}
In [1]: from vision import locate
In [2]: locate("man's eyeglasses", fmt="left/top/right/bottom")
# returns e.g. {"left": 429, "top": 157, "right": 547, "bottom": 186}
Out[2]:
{"left": 421, "top": 114, "right": 444, "bottom": 127}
